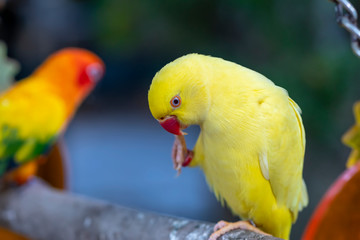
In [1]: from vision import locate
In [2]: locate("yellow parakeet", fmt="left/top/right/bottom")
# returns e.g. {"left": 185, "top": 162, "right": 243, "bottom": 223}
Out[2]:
{"left": 148, "top": 54, "right": 308, "bottom": 240}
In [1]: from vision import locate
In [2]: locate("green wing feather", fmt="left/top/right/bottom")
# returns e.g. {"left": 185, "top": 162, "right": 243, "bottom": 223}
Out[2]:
{"left": 0, "top": 80, "right": 67, "bottom": 177}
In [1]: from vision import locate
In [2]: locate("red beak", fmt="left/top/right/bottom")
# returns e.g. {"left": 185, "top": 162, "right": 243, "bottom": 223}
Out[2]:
{"left": 159, "top": 116, "right": 182, "bottom": 135}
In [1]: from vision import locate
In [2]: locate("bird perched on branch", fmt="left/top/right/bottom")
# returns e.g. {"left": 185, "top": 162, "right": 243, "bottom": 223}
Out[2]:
{"left": 0, "top": 48, "right": 104, "bottom": 184}
{"left": 148, "top": 54, "right": 308, "bottom": 240}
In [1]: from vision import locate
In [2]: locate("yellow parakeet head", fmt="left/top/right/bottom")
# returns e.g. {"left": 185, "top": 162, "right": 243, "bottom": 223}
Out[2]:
{"left": 148, "top": 54, "right": 210, "bottom": 135}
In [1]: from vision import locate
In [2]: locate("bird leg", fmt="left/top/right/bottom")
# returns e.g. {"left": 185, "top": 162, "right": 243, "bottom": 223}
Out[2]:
{"left": 209, "top": 220, "right": 271, "bottom": 240}
{"left": 171, "top": 135, "right": 193, "bottom": 175}
{"left": 4, "top": 156, "right": 46, "bottom": 185}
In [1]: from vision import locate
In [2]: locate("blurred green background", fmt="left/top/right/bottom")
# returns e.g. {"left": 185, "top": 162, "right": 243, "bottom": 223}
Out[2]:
{"left": 1, "top": 0, "right": 360, "bottom": 239}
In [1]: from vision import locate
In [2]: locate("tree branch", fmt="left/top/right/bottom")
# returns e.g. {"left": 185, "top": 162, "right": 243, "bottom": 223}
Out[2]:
{"left": 0, "top": 178, "right": 280, "bottom": 240}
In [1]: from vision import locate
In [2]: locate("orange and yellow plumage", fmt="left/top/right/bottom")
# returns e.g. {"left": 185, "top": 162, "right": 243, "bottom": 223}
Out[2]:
{"left": 0, "top": 48, "right": 104, "bottom": 182}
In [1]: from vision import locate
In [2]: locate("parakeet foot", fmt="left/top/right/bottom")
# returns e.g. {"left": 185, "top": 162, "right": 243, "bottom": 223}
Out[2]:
{"left": 4, "top": 157, "right": 45, "bottom": 186}
{"left": 171, "top": 135, "right": 193, "bottom": 174}
{"left": 209, "top": 220, "right": 270, "bottom": 240}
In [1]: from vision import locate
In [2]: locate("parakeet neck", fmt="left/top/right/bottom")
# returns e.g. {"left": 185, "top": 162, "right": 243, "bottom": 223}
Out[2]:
{"left": 29, "top": 73, "right": 85, "bottom": 118}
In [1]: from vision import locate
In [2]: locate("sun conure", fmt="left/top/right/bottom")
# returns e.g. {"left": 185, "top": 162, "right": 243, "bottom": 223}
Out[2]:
{"left": 0, "top": 48, "right": 104, "bottom": 184}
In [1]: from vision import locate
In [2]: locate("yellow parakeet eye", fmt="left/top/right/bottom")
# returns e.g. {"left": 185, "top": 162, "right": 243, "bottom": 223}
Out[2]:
{"left": 170, "top": 95, "right": 181, "bottom": 108}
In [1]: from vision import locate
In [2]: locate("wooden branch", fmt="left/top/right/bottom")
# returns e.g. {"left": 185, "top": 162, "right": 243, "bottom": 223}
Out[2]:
{"left": 0, "top": 178, "right": 280, "bottom": 240}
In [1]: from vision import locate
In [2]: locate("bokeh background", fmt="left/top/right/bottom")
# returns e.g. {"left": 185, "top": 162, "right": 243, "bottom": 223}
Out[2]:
{"left": 1, "top": 0, "right": 360, "bottom": 239}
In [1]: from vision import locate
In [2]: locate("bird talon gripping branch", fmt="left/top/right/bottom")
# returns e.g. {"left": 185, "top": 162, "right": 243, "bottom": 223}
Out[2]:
{"left": 210, "top": 220, "right": 271, "bottom": 240}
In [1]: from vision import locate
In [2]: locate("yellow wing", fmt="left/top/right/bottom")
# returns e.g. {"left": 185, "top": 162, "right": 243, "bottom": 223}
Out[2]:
{"left": 259, "top": 89, "right": 308, "bottom": 221}
{"left": 0, "top": 78, "right": 67, "bottom": 176}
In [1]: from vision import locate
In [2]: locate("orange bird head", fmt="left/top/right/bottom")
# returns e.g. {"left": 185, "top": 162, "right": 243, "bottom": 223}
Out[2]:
{"left": 32, "top": 48, "right": 105, "bottom": 110}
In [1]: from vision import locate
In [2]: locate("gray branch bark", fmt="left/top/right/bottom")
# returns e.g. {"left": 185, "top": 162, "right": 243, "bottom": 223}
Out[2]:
{"left": 0, "top": 178, "right": 280, "bottom": 240}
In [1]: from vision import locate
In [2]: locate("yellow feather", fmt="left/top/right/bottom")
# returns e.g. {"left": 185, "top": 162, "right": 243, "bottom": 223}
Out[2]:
{"left": 0, "top": 77, "right": 67, "bottom": 162}
{"left": 0, "top": 77, "right": 66, "bottom": 141}
{"left": 148, "top": 54, "right": 308, "bottom": 240}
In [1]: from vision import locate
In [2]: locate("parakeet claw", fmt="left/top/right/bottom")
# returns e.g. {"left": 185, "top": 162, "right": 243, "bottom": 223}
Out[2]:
{"left": 213, "top": 220, "right": 229, "bottom": 232}
{"left": 209, "top": 220, "right": 270, "bottom": 240}
{"left": 171, "top": 136, "right": 182, "bottom": 170}
{"left": 3, "top": 159, "right": 43, "bottom": 186}
{"left": 172, "top": 135, "right": 193, "bottom": 175}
